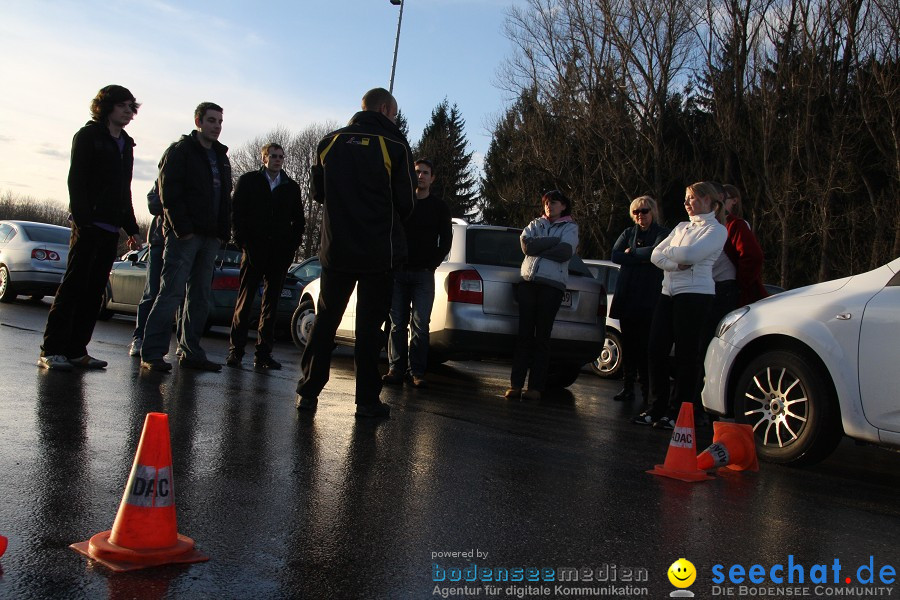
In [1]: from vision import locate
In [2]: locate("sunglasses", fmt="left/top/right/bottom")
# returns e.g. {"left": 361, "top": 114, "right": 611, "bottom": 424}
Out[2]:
{"left": 632, "top": 208, "right": 651, "bottom": 216}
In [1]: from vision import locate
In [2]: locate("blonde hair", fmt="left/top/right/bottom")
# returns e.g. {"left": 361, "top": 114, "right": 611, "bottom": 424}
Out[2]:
{"left": 687, "top": 182, "right": 724, "bottom": 221}
{"left": 629, "top": 195, "right": 659, "bottom": 224}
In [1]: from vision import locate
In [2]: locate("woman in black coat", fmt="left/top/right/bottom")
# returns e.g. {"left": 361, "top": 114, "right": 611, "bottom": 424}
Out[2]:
{"left": 608, "top": 196, "right": 669, "bottom": 403}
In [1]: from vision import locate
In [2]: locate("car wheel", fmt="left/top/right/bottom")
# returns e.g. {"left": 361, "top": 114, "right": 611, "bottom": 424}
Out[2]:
{"left": 734, "top": 350, "right": 842, "bottom": 466}
{"left": 546, "top": 363, "right": 582, "bottom": 389}
{"left": 0, "top": 265, "right": 16, "bottom": 303}
{"left": 291, "top": 299, "right": 316, "bottom": 351}
{"left": 97, "top": 289, "right": 114, "bottom": 320}
{"left": 590, "top": 330, "right": 623, "bottom": 378}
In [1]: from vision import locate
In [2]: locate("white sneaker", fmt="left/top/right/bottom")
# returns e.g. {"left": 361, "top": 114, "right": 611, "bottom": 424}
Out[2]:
{"left": 129, "top": 337, "right": 143, "bottom": 357}
{"left": 39, "top": 355, "right": 73, "bottom": 371}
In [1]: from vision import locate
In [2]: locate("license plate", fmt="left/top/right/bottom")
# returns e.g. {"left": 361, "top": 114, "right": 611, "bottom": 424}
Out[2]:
{"left": 561, "top": 291, "right": 572, "bottom": 308}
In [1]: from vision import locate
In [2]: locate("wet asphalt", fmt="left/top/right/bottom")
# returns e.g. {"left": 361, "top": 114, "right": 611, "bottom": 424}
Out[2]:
{"left": 0, "top": 299, "right": 898, "bottom": 600}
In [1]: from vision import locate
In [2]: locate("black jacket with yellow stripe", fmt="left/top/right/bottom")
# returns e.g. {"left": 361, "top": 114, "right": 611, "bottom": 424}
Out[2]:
{"left": 311, "top": 110, "right": 415, "bottom": 273}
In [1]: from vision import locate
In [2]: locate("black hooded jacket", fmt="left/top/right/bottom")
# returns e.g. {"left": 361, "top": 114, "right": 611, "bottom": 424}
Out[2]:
{"left": 66, "top": 120, "right": 139, "bottom": 235}
{"left": 311, "top": 110, "right": 415, "bottom": 272}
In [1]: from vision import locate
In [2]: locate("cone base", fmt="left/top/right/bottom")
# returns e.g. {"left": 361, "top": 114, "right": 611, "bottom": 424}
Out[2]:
{"left": 647, "top": 464, "right": 714, "bottom": 482}
{"left": 71, "top": 530, "right": 208, "bottom": 573}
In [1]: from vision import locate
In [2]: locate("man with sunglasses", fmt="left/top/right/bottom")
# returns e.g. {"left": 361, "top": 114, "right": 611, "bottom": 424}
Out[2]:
{"left": 226, "top": 143, "right": 305, "bottom": 370}
{"left": 39, "top": 85, "right": 142, "bottom": 371}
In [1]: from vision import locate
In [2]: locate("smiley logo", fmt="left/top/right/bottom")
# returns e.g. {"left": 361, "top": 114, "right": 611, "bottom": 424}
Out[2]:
{"left": 667, "top": 558, "right": 696, "bottom": 588}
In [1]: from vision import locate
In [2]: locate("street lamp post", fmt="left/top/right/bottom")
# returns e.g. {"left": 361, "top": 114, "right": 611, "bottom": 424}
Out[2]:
{"left": 389, "top": 0, "right": 404, "bottom": 94}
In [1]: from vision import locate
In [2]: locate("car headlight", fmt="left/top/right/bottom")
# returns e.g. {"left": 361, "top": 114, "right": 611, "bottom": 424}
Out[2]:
{"left": 716, "top": 306, "right": 749, "bottom": 338}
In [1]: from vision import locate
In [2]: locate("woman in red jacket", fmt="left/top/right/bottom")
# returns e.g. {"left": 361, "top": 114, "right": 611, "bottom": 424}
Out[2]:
{"left": 721, "top": 184, "right": 767, "bottom": 307}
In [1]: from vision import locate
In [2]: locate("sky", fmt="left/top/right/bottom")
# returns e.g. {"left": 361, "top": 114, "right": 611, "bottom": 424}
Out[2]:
{"left": 0, "top": 0, "right": 519, "bottom": 223}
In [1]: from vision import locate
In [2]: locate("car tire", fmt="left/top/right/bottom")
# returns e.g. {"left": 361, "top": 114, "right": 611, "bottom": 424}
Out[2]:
{"left": 291, "top": 298, "right": 316, "bottom": 351}
{"left": 734, "top": 349, "right": 842, "bottom": 466}
{"left": 546, "top": 363, "right": 582, "bottom": 389}
{"left": 590, "top": 329, "right": 623, "bottom": 378}
{"left": 97, "top": 289, "right": 114, "bottom": 320}
{"left": 0, "top": 265, "right": 15, "bottom": 303}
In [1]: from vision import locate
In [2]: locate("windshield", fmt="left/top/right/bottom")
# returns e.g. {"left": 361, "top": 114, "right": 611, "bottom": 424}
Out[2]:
{"left": 465, "top": 228, "right": 591, "bottom": 275}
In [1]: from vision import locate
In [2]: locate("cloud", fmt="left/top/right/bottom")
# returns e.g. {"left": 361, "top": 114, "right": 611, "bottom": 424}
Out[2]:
{"left": 36, "top": 145, "right": 68, "bottom": 160}
{"left": 133, "top": 157, "right": 159, "bottom": 182}
{"left": 0, "top": 135, "right": 13, "bottom": 143}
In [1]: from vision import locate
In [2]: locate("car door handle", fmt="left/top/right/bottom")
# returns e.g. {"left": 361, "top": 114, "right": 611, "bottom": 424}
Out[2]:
{"left": 835, "top": 313, "right": 851, "bottom": 320}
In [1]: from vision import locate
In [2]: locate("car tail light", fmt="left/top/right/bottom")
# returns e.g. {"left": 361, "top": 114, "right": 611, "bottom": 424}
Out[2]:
{"left": 447, "top": 269, "right": 483, "bottom": 304}
{"left": 598, "top": 284, "right": 608, "bottom": 318}
{"left": 212, "top": 275, "right": 240, "bottom": 291}
{"left": 32, "top": 249, "right": 61, "bottom": 261}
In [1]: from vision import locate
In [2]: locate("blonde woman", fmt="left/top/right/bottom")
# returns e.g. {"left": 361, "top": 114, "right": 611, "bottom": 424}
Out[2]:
{"left": 609, "top": 196, "right": 669, "bottom": 403}
{"left": 632, "top": 182, "right": 726, "bottom": 429}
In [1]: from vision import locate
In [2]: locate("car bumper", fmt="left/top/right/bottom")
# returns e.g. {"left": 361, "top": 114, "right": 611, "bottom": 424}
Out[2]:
{"left": 432, "top": 303, "right": 604, "bottom": 365}
{"left": 8, "top": 268, "right": 64, "bottom": 294}
{"left": 701, "top": 336, "right": 740, "bottom": 416}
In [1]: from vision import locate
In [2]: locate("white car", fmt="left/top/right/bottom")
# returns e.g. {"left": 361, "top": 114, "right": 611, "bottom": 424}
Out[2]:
{"left": 582, "top": 259, "right": 622, "bottom": 378}
{"left": 0, "top": 220, "right": 71, "bottom": 302}
{"left": 702, "top": 257, "right": 900, "bottom": 465}
{"left": 292, "top": 220, "right": 607, "bottom": 389}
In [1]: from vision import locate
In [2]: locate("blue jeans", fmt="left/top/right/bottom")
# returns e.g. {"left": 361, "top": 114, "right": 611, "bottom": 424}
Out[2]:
{"left": 141, "top": 235, "right": 219, "bottom": 362}
{"left": 387, "top": 268, "right": 435, "bottom": 377}
{"left": 132, "top": 242, "right": 163, "bottom": 340}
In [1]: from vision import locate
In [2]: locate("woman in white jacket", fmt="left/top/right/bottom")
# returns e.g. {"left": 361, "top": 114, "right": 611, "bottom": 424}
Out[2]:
{"left": 632, "top": 182, "right": 726, "bottom": 429}
{"left": 506, "top": 190, "right": 579, "bottom": 401}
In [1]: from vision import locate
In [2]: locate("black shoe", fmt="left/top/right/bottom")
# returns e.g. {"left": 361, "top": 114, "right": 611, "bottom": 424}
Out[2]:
{"left": 296, "top": 395, "right": 318, "bottom": 411}
{"left": 179, "top": 357, "right": 222, "bottom": 372}
{"left": 652, "top": 416, "right": 676, "bottom": 430}
{"left": 382, "top": 370, "right": 404, "bottom": 385}
{"left": 631, "top": 411, "right": 654, "bottom": 426}
{"left": 225, "top": 350, "right": 242, "bottom": 367}
{"left": 613, "top": 389, "right": 635, "bottom": 402}
{"left": 140, "top": 358, "right": 172, "bottom": 373}
{"left": 355, "top": 402, "right": 391, "bottom": 418}
{"left": 254, "top": 356, "right": 282, "bottom": 370}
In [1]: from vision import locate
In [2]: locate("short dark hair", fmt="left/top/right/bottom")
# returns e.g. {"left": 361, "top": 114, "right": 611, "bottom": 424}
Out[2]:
{"left": 542, "top": 189, "right": 572, "bottom": 217}
{"left": 89, "top": 85, "right": 139, "bottom": 123}
{"left": 361, "top": 88, "right": 395, "bottom": 112}
{"left": 261, "top": 143, "right": 284, "bottom": 160}
{"left": 415, "top": 158, "right": 435, "bottom": 176}
{"left": 194, "top": 102, "right": 224, "bottom": 123}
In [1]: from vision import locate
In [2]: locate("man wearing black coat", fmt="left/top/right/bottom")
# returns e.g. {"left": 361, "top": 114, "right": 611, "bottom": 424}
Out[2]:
{"left": 226, "top": 143, "right": 305, "bottom": 370}
{"left": 39, "top": 85, "right": 141, "bottom": 371}
{"left": 296, "top": 87, "right": 416, "bottom": 418}
{"left": 140, "top": 102, "right": 232, "bottom": 373}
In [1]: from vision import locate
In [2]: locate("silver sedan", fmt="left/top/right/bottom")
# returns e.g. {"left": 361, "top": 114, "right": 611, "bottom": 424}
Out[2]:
{"left": 0, "top": 220, "right": 71, "bottom": 302}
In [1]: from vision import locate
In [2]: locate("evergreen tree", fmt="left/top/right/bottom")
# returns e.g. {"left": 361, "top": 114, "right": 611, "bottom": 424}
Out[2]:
{"left": 414, "top": 100, "right": 478, "bottom": 218}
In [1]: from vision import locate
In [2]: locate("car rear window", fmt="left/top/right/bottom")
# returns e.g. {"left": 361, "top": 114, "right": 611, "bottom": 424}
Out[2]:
{"left": 22, "top": 225, "right": 71, "bottom": 245}
{"left": 465, "top": 228, "right": 592, "bottom": 277}
{"left": 465, "top": 229, "right": 525, "bottom": 268}
{"left": 217, "top": 247, "right": 243, "bottom": 267}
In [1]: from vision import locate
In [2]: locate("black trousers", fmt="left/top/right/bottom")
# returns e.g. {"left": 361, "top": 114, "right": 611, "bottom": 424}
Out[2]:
{"left": 619, "top": 315, "right": 651, "bottom": 397}
{"left": 510, "top": 281, "right": 564, "bottom": 391}
{"left": 646, "top": 293, "right": 713, "bottom": 419}
{"left": 229, "top": 251, "right": 291, "bottom": 358}
{"left": 296, "top": 268, "right": 393, "bottom": 405}
{"left": 42, "top": 225, "right": 119, "bottom": 358}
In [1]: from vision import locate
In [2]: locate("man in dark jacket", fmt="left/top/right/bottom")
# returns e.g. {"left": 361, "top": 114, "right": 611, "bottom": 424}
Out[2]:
{"left": 39, "top": 84, "right": 141, "bottom": 371}
{"left": 296, "top": 88, "right": 416, "bottom": 418}
{"left": 383, "top": 158, "right": 452, "bottom": 388}
{"left": 140, "top": 102, "right": 232, "bottom": 373}
{"left": 226, "top": 142, "right": 305, "bottom": 370}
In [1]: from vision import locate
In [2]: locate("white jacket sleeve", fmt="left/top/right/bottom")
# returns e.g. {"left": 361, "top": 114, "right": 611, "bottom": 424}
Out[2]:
{"left": 662, "top": 223, "right": 727, "bottom": 265}
{"left": 651, "top": 228, "right": 681, "bottom": 271}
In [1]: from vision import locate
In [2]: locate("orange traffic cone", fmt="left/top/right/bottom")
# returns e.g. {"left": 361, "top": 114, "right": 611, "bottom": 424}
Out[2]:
{"left": 647, "top": 402, "right": 713, "bottom": 482}
{"left": 697, "top": 421, "right": 759, "bottom": 472}
{"left": 71, "top": 412, "right": 208, "bottom": 572}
